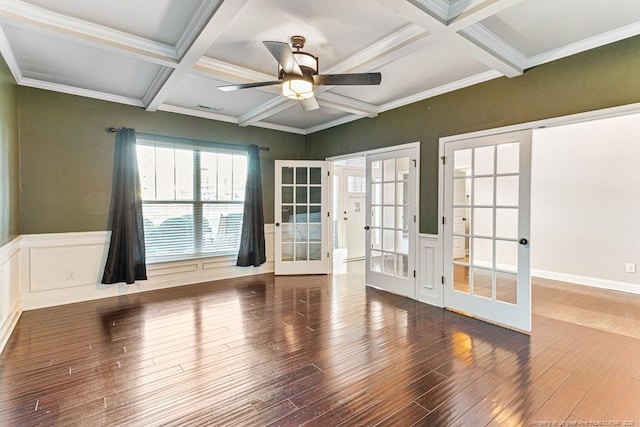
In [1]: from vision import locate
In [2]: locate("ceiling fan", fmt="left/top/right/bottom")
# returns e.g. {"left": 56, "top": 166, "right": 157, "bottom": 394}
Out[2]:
{"left": 218, "top": 35, "right": 382, "bottom": 111}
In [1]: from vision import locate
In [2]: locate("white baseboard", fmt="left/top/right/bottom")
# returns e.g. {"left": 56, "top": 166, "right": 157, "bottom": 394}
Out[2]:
{"left": 0, "top": 302, "right": 21, "bottom": 354}
{"left": 532, "top": 268, "right": 640, "bottom": 295}
{"left": 0, "top": 237, "right": 22, "bottom": 354}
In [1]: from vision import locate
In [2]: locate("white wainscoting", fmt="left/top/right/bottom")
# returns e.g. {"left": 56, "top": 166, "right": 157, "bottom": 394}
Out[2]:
{"left": 20, "top": 225, "right": 275, "bottom": 310}
{"left": 417, "top": 234, "right": 443, "bottom": 307}
{"left": 0, "top": 237, "right": 21, "bottom": 354}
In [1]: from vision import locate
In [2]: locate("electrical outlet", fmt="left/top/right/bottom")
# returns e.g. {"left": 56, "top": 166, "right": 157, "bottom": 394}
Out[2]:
{"left": 66, "top": 270, "right": 76, "bottom": 280}
{"left": 625, "top": 263, "right": 636, "bottom": 273}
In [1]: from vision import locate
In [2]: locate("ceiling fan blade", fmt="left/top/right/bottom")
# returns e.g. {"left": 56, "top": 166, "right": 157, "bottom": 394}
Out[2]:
{"left": 300, "top": 95, "right": 319, "bottom": 111}
{"left": 263, "top": 41, "right": 303, "bottom": 76}
{"left": 218, "top": 80, "right": 282, "bottom": 92}
{"left": 314, "top": 72, "right": 382, "bottom": 86}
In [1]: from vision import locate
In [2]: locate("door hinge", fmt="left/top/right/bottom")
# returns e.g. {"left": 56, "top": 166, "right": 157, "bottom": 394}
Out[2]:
{"left": 327, "top": 252, "right": 330, "bottom": 258}
{"left": 327, "top": 171, "right": 330, "bottom": 176}
{"left": 441, "top": 156, "right": 446, "bottom": 165}
{"left": 441, "top": 276, "right": 445, "bottom": 285}
{"left": 442, "top": 216, "right": 445, "bottom": 225}
{"left": 413, "top": 270, "right": 416, "bottom": 278}
{"left": 414, "top": 215, "right": 416, "bottom": 223}
{"left": 327, "top": 211, "right": 330, "bottom": 217}
{"left": 412, "top": 159, "right": 416, "bottom": 167}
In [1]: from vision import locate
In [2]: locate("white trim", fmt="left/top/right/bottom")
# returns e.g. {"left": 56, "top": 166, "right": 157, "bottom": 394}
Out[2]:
{"left": 326, "top": 141, "right": 421, "bottom": 161}
{"left": 0, "top": 0, "right": 178, "bottom": 67}
{"left": 441, "top": 101, "right": 640, "bottom": 143}
{"left": 460, "top": 24, "right": 528, "bottom": 69}
{"left": 238, "top": 96, "right": 294, "bottom": 127}
{"left": 0, "top": 236, "right": 21, "bottom": 354}
{"left": 526, "top": 21, "right": 640, "bottom": 69}
{"left": 20, "top": 78, "right": 145, "bottom": 107}
{"left": 379, "top": 70, "right": 502, "bottom": 113}
{"left": 144, "top": 0, "right": 248, "bottom": 111}
{"left": 305, "top": 114, "right": 366, "bottom": 135}
{"left": 174, "top": 0, "right": 225, "bottom": 58}
{"left": 532, "top": 269, "right": 640, "bottom": 295}
{"left": 418, "top": 233, "right": 443, "bottom": 307}
{"left": 316, "top": 92, "right": 379, "bottom": 118}
{"left": 0, "top": 25, "right": 21, "bottom": 83}
{"left": 19, "top": 227, "right": 275, "bottom": 310}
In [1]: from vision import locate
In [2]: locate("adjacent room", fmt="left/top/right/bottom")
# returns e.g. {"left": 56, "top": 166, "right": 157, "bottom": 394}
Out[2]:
{"left": 1, "top": 0, "right": 640, "bottom": 425}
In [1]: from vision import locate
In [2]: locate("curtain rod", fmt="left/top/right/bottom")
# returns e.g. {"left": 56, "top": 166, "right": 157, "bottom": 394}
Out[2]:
{"left": 106, "top": 127, "right": 270, "bottom": 151}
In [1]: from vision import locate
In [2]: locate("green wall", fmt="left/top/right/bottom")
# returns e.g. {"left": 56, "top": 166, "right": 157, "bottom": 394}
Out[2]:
{"left": 17, "top": 88, "right": 306, "bottom": 234}
{"left": 0, "top": 55, "right": 19, "bottom": 246}
{"left": 306, "top": 35, "right": 640, "bottom": 234}
{"left": 14, "top": 35, "right": 640, "bottom": 236}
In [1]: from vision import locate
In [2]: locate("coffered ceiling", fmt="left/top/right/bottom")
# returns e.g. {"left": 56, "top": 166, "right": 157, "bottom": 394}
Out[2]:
{"left": 1, "top": 0, "right": 639, "bottom": 134}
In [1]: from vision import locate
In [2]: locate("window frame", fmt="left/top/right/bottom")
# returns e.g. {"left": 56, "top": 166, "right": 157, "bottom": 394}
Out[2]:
{"left": 136, "top": 134, "right": 248, "bottom": 263}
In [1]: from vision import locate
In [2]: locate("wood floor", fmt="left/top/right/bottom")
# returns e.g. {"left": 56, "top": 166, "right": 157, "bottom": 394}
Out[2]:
{"left": 1, "top": 265, "right": 640, "bottom": 426}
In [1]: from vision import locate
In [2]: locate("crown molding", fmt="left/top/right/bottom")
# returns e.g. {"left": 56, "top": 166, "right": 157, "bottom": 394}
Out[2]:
{"left": 379, "top": 69, "right": 501, "bottom": 112}
{"left": 0, "top": 0, "right": 178, "bottom": 66}
{"left": 20, "top": 77, "right": 144, "bottom": 107}
{"left": 526, "top": 21, "right": 640, "bottom": 69}
{"left": 304, "top": 114, "right": 368, "bottom": 134}
{"left": 0, "top": 25, "right": 21, "bottom": 82}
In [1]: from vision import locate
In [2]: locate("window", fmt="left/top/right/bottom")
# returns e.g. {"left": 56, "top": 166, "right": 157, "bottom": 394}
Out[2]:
{"left": 136, "top": 138, "right": 247, "bottom": 262}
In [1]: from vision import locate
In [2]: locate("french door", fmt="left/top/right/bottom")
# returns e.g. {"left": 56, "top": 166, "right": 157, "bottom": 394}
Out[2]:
{"left": 365, "top": 147, "right": 417, "bottom": 298}
{"left": 274, "top": 160, "right": 329, "bottom": 275}
{"left": 443, "top": 130, "right": 532, "bottom": 332}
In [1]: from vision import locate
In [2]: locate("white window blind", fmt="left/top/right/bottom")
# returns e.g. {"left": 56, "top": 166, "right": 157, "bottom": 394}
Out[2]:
{"left": 136, "top": 138, "right": 247, "bottom": 262}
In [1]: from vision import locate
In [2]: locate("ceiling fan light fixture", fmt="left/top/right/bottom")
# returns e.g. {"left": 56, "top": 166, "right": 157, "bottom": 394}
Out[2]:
{"left": 282, "top": 77, "right": 314, "bottom": 100}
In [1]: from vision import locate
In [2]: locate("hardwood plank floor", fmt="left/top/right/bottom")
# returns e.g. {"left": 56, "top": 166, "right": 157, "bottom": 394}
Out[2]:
{"left": 1, "top": 264, "right": 639, "bottom": 426}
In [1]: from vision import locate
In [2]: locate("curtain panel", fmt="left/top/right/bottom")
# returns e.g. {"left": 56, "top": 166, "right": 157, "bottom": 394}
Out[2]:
{"left": 102, "top": 128, "right": 148, "bottom": 284}
{"left": 237, "top": 144, "right": 266, "bottom": 267}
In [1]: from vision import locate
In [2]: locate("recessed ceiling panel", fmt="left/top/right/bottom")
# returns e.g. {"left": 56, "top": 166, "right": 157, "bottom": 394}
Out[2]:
{"left": 5, "top": 25, "right": 161, "bottom": 99}
{"left": 164, "top": 74, "right": 279, "bottom": 117}
{"left": 204, "top": 0, "right": 409, "bottom": 75}
{"left": 23, "top": 0, "right": 201, "bottom": 45}
{"left": 481, "top": 0, "right": 640, "bottom": 57}
{"left": 264, "top": 103, "right": 350, "bottom": 129}
{"left": 330, "top": 39, "right": 491, "bottom": 105}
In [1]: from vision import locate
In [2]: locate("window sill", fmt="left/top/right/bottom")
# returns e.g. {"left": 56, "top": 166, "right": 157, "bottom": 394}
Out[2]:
{"left": 146, "top": 251, "right": 238, "bottom": 266}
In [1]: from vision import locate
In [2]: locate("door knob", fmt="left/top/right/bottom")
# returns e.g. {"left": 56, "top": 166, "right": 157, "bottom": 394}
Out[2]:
{"left": 364, "top": 226, "right": 370, "bottom": 230}
{"left": 519, "top": 238, "right": 528, "bottom": 245}
{"left": 275, "top": 222, "right": 280, "bottom": 227}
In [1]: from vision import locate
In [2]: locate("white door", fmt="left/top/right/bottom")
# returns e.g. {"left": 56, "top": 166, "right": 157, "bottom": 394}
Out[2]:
{"left": 365, "top": 148, "right": 417, "bottom": 298}
{"left": 443, "top": 130, "right": 532, "bottom": 332}
{"left": 342, "top": 167, "right": 366, "bottom": 259}
{"left": 275, "top": 160, "right": 329, "bottom": 275}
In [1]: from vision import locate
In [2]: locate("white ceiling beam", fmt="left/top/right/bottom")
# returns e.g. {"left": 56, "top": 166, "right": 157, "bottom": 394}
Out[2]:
{"left": 376, "top": 0, "right": 522, "bottom": 77}
{"left": 447, "top": 0, "right": 527, "bottom": 32}
{"left": 325, "top": 24, "right": 429, "bottom": 74}
{"left": 315, "top": 92, "right": 379, "bottom": 118}
{"left": 238, "top": 97, "right": 296, "bottom": 127}
{"left": 0, "top": 0, "right": 178, "bottom": 67}
{"left": 144, "top": 0, "right": 248, "bottom": 111}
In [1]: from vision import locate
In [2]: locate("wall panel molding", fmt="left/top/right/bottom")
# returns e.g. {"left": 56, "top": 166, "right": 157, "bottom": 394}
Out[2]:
{"left": 20, "top": 227, "right": 275, "bottom": 310}
{"left": 0, "top": 237, "right": 21, "bottom": 354}
{"left": 417, "top": 233, "right": 443, "bottom": 307}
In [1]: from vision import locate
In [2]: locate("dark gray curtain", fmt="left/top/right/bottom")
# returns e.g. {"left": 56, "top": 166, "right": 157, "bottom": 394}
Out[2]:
{"left": 102, "top": 128, "right": 147, "bottom": 284}
{"left": 237, "top": 145, "right": 266, "bottom": 267}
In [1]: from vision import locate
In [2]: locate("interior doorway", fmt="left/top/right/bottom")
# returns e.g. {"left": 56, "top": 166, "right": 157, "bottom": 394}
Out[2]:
{"left": 330, "top": 156, "right": 366, "bottom": 273}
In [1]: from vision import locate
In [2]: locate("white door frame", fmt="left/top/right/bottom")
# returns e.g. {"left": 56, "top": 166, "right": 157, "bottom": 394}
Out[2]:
{"left": 434, "top": 102, "right": 640, "bottom": 311}
{"left": 327, "top": 142, "right": 420, "bottom": 293}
